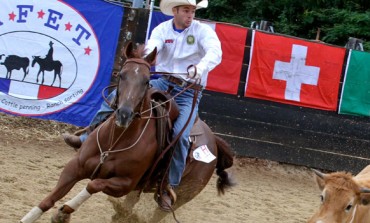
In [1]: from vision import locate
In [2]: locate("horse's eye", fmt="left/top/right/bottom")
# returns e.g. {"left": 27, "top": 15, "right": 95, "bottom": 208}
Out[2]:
{"left": 345, "top": 204, "right": 353, "bottom": 212}
{"left": 320, "top": 195, "right": 324, "bottom": 203}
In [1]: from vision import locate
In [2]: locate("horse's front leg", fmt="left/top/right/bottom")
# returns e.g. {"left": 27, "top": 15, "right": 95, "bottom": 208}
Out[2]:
{"left": 49, "top": 177, "right": 135, "bottom": 223}
{"left": 41, "top": 71, "right": 45, "bottom": 85}
{"left": 36, "top": 70, "right": 41, "bottom": 83}
{"left": 20, "top": 157, "right": 83, "bottom": 223}
{"left": 87, "top": 176, "right": 134, "bottom": 197}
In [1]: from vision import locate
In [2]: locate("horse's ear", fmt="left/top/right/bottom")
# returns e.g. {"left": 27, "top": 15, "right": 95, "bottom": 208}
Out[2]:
{"left": 144, "top": 47, "right": 157, "bottom": 66}
{"left": 123, "top": 42, "right": 134, "bottom": 59}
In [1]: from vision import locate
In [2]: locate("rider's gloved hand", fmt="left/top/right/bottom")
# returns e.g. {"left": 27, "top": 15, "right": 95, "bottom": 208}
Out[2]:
{"left": 187, "top": 65, "right": 202, "bottom": 79}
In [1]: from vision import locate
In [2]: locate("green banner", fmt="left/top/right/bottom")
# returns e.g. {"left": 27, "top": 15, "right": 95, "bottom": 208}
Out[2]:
{"left": 339, "top": 50, "right": 370, "bottom": 116}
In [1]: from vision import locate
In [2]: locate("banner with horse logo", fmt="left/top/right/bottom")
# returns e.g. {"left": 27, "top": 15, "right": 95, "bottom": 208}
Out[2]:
{"left": 0, "top": 0, "right": 123, "bottom": 126}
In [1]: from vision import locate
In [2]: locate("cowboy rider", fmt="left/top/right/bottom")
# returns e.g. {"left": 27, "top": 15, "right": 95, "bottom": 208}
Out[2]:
{"left": 62, "top": 0, "right": 222, "bottom": 211}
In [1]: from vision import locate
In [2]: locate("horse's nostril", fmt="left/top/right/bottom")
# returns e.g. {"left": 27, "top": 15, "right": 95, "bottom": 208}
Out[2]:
{"left": 117, "top": 107, "right": 133, "bottom": 121}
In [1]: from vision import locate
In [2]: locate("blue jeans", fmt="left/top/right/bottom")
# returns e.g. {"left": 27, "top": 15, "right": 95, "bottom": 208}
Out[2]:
{"left": 81, "top": 77, "right": 202, "bottom": 186}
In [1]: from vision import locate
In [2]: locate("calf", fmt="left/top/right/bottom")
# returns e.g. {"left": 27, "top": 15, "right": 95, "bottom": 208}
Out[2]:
{"left": 308, "top": 166, "right": 370, "bottom": 223}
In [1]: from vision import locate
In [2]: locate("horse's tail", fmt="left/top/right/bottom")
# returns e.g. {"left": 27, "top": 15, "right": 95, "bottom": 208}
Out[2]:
{"left": 215, "top": 135, "right": 236, "bottom": 195}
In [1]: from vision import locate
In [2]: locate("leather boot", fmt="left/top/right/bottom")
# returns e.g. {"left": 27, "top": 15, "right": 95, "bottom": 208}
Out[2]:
{"left": 62, "top": 133, "right": 82, "bottom": 150}
{"left": 155, "top": 184, "right": 177, "bottom": 212}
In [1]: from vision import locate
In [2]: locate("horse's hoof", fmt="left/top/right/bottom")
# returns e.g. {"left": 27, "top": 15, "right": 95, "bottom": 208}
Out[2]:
{"left": 50, "top": 208, "right": 71, "bottom": 223}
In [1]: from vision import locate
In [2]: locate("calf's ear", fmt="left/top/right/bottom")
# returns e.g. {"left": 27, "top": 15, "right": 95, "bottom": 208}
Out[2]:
{"left": 312, "top": 169, "right": 326, "bottom": 191}
{"left": 315, "top": 175, "right": 325, "bottom": 191}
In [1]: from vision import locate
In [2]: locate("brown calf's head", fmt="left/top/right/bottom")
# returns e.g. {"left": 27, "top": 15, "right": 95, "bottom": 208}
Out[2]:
{"left": 308, "top": 169, "right": 370, "bottom": 223}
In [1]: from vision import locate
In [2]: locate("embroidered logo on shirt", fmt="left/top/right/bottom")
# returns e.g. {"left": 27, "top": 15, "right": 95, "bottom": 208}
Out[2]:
{"left": 187, "top": 35, "right": 195, "bottom": 45}
{"left": 165, "top": 39, "right": 174, "bottom": 43}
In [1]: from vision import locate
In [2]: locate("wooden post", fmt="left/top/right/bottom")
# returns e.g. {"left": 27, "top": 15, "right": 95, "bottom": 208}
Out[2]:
{"left": 111, "top": 6, "right": 150, "bottom": 85}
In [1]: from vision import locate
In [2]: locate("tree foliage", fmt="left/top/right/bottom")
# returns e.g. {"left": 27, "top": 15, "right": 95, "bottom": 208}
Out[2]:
{"left": 196, "top": 0, "right": 370, "bottom": 50}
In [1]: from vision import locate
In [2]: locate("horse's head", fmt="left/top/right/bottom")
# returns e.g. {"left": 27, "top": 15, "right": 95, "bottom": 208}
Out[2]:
{"left": 115, "top": 42, "right": 157, "bottom": 128}
{"left": 31, "top": 56, "right": 40, "bottom": 67}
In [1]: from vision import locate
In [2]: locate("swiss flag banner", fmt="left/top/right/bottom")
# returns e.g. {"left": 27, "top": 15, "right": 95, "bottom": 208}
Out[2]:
{"left": 245, "top": 31, "right": 346, "bottom": 111}
{"left": 206, "top": 23, "right": 247, "bottom": 95}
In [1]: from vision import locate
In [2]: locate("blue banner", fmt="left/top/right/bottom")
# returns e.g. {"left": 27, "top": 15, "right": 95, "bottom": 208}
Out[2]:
{"left": 0, "top": 0, "right": 123, "bottom": 126}
{"left": 148, "top": 11, "right": 172, "bottom": 38}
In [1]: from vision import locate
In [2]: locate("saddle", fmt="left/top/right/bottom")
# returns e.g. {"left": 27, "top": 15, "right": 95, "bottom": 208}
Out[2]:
{"left": 139, "top": 88, "right": 208, "bottom": 193}
{"left": 149, "top": 88, "right": 206, "bottom": 162}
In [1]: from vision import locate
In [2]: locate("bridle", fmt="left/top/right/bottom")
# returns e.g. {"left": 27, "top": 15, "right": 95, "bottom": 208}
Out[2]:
{"left": 113, "top": 58, "right": 152, "bottom": 112}
{"left": 102, "top": 58, "right": 201, "bottom": 119}
{"left": 95, "top": 57, "right": 201, "bottom": 222}
{"left": 90, "top": 58, "right": 153, "bottom": 179}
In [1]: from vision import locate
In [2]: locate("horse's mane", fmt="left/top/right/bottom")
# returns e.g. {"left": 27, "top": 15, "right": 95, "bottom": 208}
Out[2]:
{"left": 136, "top": 45, "right": 146, "bottom": 58}
{"left": 127, "top": 44, "right": 146, "bottom": 59}
{"left": 126, "top": 44, "right": 156, "bottom": 66}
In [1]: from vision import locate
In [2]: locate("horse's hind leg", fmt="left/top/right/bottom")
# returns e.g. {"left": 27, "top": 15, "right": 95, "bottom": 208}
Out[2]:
{"left": 58, "top": 73, "right": 61, "bottom": 87}
{"left": 20, "top": 158, "right": 82, "bottom": 223}
{"left": 51, "top": 71, "right": 58, "bottom": 87}
{"left": 109, "top": 191, "right": 143, "bottom": 223}
{"left": 22, "top": 67, "right": 27, "bottom": 81}
{"left": 36, "top": 70, "right": 41, "bottom": 83}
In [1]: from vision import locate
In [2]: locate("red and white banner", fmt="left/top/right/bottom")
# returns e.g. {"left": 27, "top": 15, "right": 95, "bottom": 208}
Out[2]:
{"left": 150, "top": 13, "right": 247, "bottom": 95}
{"left": 245, "top": 31, "right": 346, "bottom": 111}
{"left": 206, "top": 23, "right": 247, "bottom": 95}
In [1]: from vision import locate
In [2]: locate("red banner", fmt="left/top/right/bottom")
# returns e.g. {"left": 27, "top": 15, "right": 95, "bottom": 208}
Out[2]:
{"left": 206, "top": 23, "right": 247, "bottom": 95}
{"left": 245, "top": 31, "right": 346, "bottom": 111}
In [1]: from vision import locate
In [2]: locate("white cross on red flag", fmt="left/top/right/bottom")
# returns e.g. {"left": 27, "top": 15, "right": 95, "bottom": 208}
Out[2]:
{"left": 245, "top": 31, "right": 346, "bottom": 111}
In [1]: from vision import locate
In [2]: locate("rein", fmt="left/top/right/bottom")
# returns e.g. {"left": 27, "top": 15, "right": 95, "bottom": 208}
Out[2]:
{"left": 140, "top": 79, "right": 200, "bottom": 192}
{"left": 96, "top": 57, "right": 201, "bottom": 190}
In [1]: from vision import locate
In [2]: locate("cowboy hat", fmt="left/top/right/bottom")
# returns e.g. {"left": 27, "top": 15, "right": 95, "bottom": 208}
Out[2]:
{"left": 160, "top": 0, "right": 208, "bottom": 16}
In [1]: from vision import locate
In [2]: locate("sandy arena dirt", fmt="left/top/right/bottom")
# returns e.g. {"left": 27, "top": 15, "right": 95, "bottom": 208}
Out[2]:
{"left": 0, "top": 113, "right": 321, "bottom": 223}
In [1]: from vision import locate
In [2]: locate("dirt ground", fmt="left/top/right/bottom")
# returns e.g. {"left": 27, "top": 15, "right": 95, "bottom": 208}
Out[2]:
{"left": 0, "top": 113, "right": 320, "bottom": 223}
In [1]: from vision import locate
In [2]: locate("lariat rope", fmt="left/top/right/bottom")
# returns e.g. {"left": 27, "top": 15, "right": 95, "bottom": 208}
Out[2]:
{"left": 349, "top": 204, "right": 357, "bottom": 223}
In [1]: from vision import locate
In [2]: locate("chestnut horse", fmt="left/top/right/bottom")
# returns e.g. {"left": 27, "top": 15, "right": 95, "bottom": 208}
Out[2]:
{"left": 20, "top": 42, "right": 235, "bottom": 223}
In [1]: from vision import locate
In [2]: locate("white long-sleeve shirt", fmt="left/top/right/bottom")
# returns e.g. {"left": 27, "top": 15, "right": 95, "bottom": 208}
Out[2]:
{"left": 145, "top": 19, "right": 222, "bottom": 87}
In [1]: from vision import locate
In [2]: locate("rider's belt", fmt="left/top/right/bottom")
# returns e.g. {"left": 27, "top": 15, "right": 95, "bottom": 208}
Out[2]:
{"left": 164, "top": 76, "right": 203, "bottom": 91}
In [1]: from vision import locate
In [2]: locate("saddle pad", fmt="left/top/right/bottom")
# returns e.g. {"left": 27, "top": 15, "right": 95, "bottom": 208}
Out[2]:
{"left": 190, "top": 118, "right": 203, "bottom": 136}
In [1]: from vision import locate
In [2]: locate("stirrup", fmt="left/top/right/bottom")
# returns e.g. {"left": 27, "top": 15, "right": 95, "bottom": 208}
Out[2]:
{"left": 154, "top": 184, "right": 177, "bottom": 212}
{"left": 166, "top": 184, "right": 177, "bottom": 205}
